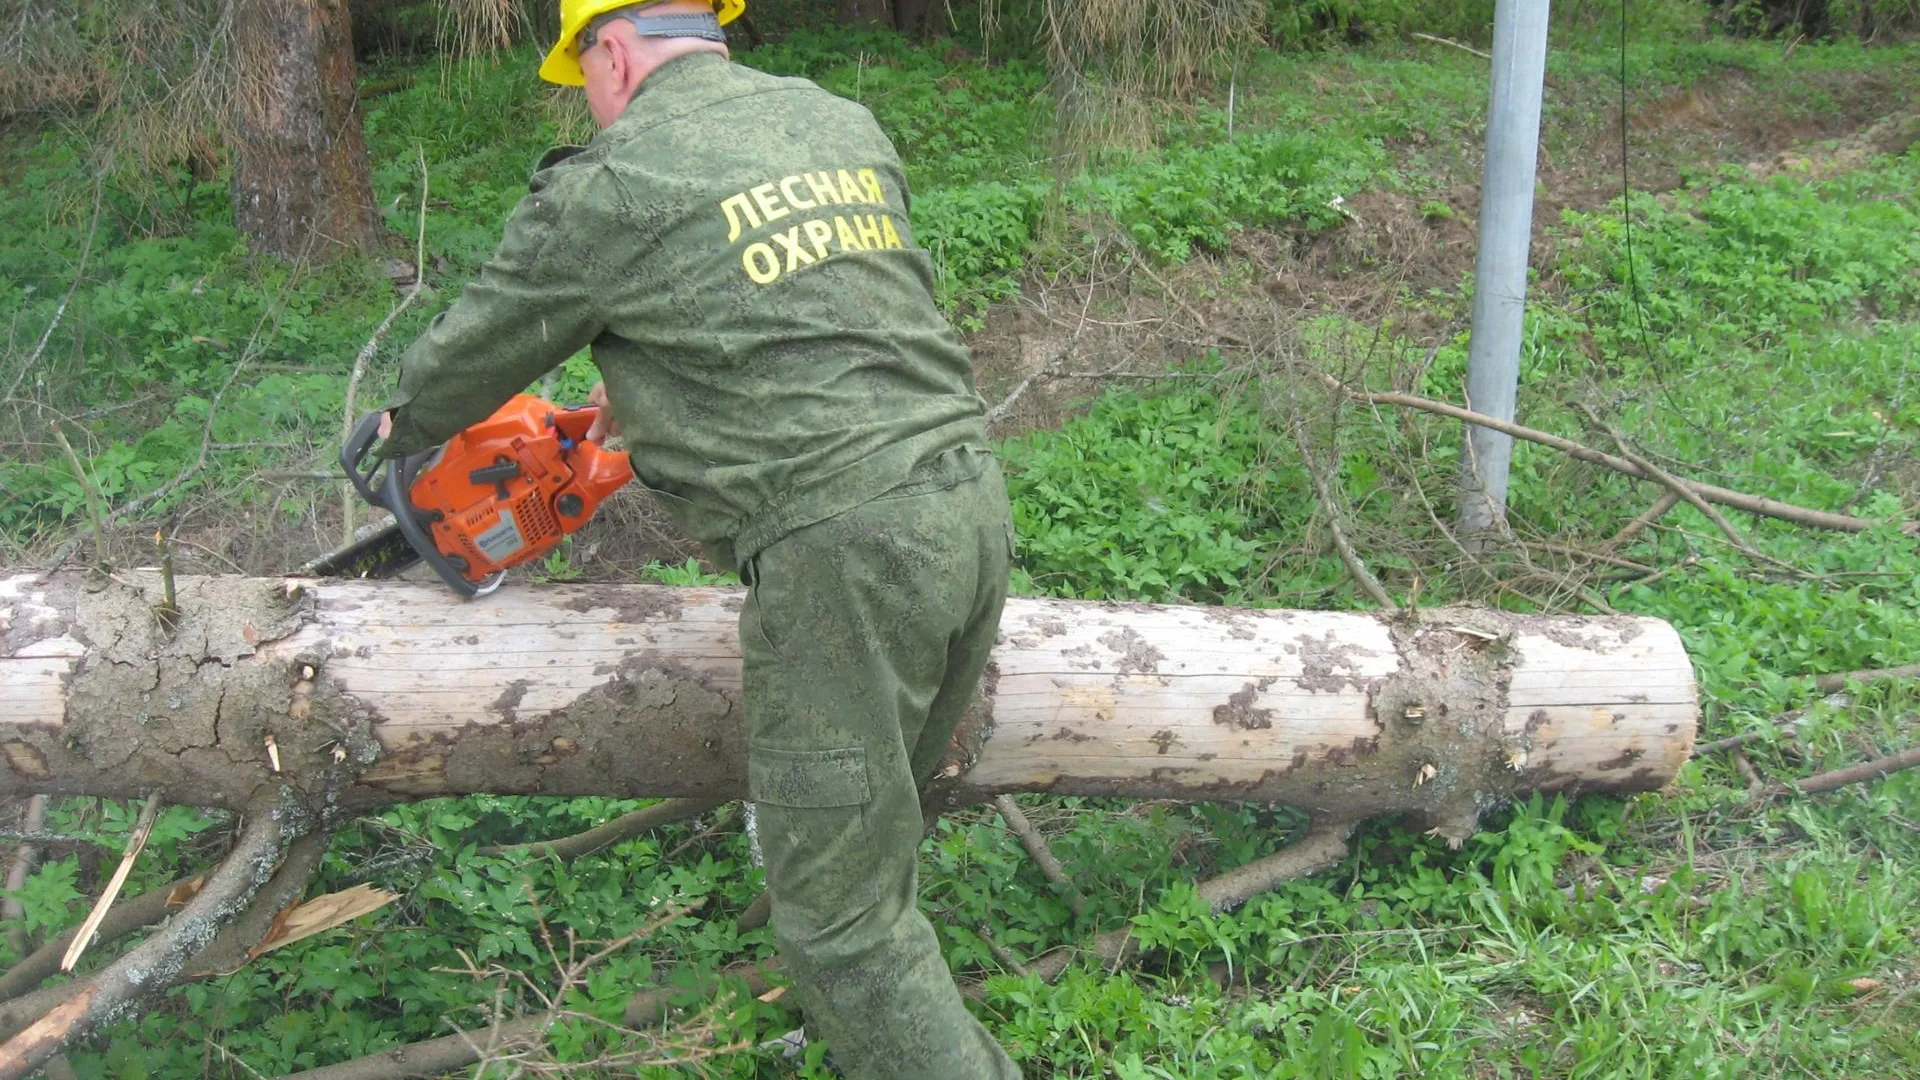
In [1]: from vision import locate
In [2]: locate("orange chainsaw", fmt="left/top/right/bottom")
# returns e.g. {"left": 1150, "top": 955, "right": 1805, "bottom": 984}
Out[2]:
{"left": 311, "top": 394, "right": 633, "bottom": 598}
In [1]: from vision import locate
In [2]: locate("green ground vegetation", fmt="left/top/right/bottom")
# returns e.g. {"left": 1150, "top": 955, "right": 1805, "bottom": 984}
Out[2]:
{"left": 3, "top": 4, "right": 1919, "bottom": 1077}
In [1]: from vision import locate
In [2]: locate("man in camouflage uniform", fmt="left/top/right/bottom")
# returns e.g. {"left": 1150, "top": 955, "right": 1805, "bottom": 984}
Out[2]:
{"left": 373, "top": 2, "right": 1019, "bottom": 1076}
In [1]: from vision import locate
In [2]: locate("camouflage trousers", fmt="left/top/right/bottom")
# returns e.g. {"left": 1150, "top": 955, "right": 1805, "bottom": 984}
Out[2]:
{"left": 740, "top": 446, "right": 1020, "bottom": 1079}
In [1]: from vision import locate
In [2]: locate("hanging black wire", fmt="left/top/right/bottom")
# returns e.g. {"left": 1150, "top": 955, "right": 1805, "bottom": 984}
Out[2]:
{"left": 1619, "top": 0, "right": 1663, "bottom": 378}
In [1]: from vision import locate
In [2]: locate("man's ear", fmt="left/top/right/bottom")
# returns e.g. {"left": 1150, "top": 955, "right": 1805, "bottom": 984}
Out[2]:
{"left": 603, "top": 32, "right": 636, "bottom": 92}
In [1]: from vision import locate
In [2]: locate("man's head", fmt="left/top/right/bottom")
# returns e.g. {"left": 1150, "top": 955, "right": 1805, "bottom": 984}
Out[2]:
{"left": 540, "top": 1, "right": 739, "bottom": 128}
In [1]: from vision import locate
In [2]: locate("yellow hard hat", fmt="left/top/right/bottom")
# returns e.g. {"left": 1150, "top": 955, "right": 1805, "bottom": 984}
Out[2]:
{"left": 540, "top": 0, "right": 745, "bottom": 87}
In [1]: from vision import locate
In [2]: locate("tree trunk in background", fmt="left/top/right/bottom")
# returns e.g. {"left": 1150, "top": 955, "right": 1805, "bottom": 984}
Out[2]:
{"left": 230, "top": 0, "right": 380, "bottom": 262}
{"left": 892, "top": 0, "right": 936, "bottom": 35}
{"left": 0, "top": 572, "right": 1699, "bottom": 841}
{"left": 837, "top": 0, "right": 894, "bottom": 27}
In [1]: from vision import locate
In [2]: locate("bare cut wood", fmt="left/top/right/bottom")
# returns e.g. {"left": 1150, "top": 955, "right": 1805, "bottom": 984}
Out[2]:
{"left": 1321, "top": 376, "right": 1912, "bottom": 536}
{"left": 59, "top": 794, "right": 162, "bottom": 972}
{"left": 2, "top": 573, "right": 1697, "bottom": 833}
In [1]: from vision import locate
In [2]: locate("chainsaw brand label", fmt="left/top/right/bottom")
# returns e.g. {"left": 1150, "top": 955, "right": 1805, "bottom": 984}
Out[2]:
{"left": 473, "top": 510, "right": 527, "bottom": 563}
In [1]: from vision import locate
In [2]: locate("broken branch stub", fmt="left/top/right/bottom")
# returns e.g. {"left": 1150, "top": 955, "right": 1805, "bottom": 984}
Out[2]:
{"left": 2, "top": 573, "right": 1696, "bottom": 833}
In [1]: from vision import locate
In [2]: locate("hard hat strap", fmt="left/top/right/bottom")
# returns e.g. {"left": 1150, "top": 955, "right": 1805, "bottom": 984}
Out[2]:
{"left": 581, "top": 4, "right": 727, "bottom": 51}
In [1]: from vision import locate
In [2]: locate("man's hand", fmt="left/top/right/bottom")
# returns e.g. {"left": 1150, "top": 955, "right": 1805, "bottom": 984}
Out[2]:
{"left": 378, "top": 411, "right": 393, "bottom": 439}
{"left": 584, "top": 381, "right": 622, "bottom": 443}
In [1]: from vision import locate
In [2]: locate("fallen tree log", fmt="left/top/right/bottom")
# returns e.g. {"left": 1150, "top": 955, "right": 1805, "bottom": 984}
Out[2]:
{"left": 1, "top": 572, "right": 1697, "bottom": 836}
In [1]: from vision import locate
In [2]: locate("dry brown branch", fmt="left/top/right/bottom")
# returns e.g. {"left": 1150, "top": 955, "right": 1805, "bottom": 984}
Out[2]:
{"left": 285, "top": 900, "right": 729, "bottom": 1080}
{"left": 1029, "top": 818, "right": 1353, "bottom": 983}
{"left": 1577, "top": 405, "right": 1761, "bottom": 560}
{"left": 1286, "top": 420, "right": 1398, "bottom": 611}
{"left": 0, "top": 874, "right": 200, "bottom": 1004}
{"left": 1814, "top": 662, "right": 1920, "bottom": 693}
{"left": 1793, "top": 745, "right": 1920, "bottom": 795}
{"left": 48, "top": 427, "right": 107, "bottom": 567}
{"left": 1319, "top": 376, "right": 1906, "bottom": 535}
{"left": 3, "top": 797, "right": 47, "bottom": 958}
{"left": 59, "top": 794, "right": 162, "bottom": 973}
{"left": 975, "top": 925, "right": 1031, "bottom": 977}
{"left": 1411, "top": 31, "right": 1493, "bottom": 60}
{"left": 985, "top": 239, "right": 1106, "bottom": 427}
{"left": 4, "top": 178, "right": 104, "bottom": 401}
{"left": 0, "top": 792, "right": 303, "bottom": 1080}
{"left": 622, "top": 959, "right": 785, "bottom": 1029}
{"left": 1517, "top": 541, "right": 1658, "bottom": 576}
{"left": 109, "top": 246, "right": 314, "bottom": 526}
{"left": 993, "top": 795, "right": 1087, "bottom": 918}
{"left": 341, "top": 147, "right": 431, "bottom": 546}
{"left": 1731, "top": 750, "right": 1767, "bottom": 801}
{"left": 734, "top": 890, "right": 772, "bottom": 935}
{"left": 1695, "top": 723, "right": 1804, "bottom": 757}
{"left": 475, "top": 797, "right": 726, "bottom": 860}
{"left": 1603, "top": 491, "right": 1682, "bottom": 552}
{"left": 1692, "top": 692, "right": 1849, "bottom": 759}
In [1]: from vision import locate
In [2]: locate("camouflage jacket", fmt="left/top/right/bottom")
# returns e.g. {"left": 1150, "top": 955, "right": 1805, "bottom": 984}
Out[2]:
{"left": 381, "top": 52, "right": 989, "bottom": 571}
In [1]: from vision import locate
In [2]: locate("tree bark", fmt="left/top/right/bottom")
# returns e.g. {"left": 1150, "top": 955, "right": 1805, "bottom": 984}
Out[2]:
{"left": 837, "top": 0, "right": 894, "bottom": 26}
{"left": 230, "top": 0, "right": 381, "bottom": 261}
{"left": 0, "top": 573, "right": 1698, "bottom": 838}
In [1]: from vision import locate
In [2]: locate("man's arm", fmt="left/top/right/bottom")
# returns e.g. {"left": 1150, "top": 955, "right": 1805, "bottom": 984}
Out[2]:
{"left": 378, "top": 169, "right": 608, "bottom": 458}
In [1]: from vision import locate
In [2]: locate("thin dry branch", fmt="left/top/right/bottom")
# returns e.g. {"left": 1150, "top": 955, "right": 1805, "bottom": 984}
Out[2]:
{"left": 3, "top": 797, "right": 47, "bottom": 957}
{"left": 1578, "top": 405, "right": 1760, "bottom": 560}
{"left": 4, "top": 177, "right": 105, "bottom": 401}
{"left": 1411, "top": 32, "right": 1492, "bottom": 60}
{"left": 286, "top": 901, "right": 725, "bottom": 1080}
{"left": 1604, "top": 491, "right": 1682, "bottom": 552}
{"left": 1814, "top": 662, "right": 1920, "bottom": 693}
{"left": 1693, "top": 692, "right": 1849, "bottom": 758}
{"left": 475, "top": 797, "right": 726, "bottom": 860}
{"left": 1793, "top": 745, "right": 1920, "bottom": 795}
{"left": 1029, "top": 818, "right": 1354, "bottom": 983}
{"left": 1731, "top": 750, "right": 1767, "bottom": 801}
{"left": 993, "top": 795, "right": 1087, "bottom": 917}
{"left": 985, "top": 238, "right": 1106, "bottom": 427}
{"left": 341, "top": 147, "right": 430, "bottom": 546}
{"left": 1320, "top": 376, "right": 1907, "bottom": 535}
{"left": 0, "top": 792, "right": 304, "bottom": 1080}
{"left": 107, "top": 236, "right": 317, "bottom": 527}
{"left": 1286, "top": 421, "right": 1398, "bottom": 611}
{"left": 975, "top": 925, "right": 1031, "bottom": 977}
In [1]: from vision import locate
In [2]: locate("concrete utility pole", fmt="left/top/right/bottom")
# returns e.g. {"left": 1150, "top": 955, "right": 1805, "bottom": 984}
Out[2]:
{"left": 1457, "top": 0, "right": 1552, "bottom": 539}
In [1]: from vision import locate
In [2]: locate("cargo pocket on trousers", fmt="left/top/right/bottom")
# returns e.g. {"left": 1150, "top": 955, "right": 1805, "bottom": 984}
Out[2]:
{"left": 749, "top": 746, "right": 880, "bottom": 913}
{"left": 741, "top": 554, "right": 786, "bottom": 663}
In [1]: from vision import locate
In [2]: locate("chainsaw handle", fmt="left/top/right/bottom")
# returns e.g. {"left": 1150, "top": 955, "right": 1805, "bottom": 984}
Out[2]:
{"left": 340, "top": 411, "right": 389, "bottom": 507}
